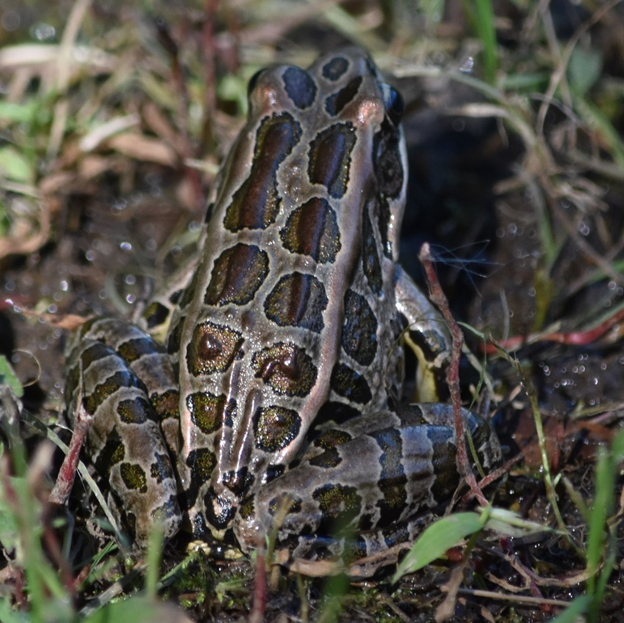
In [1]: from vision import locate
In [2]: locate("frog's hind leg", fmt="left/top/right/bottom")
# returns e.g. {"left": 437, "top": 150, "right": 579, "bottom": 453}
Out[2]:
{"left": 235, "top": 403, "right": 501, "bottom": 571}
{"left": 66, "top": 318, "right": 182, "bottom": 548}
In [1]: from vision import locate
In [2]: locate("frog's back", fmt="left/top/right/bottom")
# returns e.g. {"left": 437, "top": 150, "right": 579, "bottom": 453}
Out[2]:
{"left": 170, "top": 48, "right": 409, "bottom": 537}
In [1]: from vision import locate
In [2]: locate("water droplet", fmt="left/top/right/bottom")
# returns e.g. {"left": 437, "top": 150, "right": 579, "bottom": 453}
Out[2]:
{"left": 459, "top": 56, "right": 474, "bottom": 73}
{"left": 31, "top": 22, "right": 55, "bottom": 41}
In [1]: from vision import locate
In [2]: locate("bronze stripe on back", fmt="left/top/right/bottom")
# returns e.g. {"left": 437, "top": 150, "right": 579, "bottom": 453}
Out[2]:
{"left": 204, "top": 243, "right": 269, "bottom": 306}
{"left": 280, "top": 197, "right": 341, "bottom": 263}
{"left": 224, "top": 112, "right": 302, "bottom": 232}
{"left": 307, "top": 122, "right": 357, "bottom": 199}
{"left": 264, "top": 272, "right": 327, "bottom": 333}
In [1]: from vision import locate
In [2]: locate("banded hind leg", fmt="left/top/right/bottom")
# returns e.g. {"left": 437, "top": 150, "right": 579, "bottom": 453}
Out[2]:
{"left": 65, "top": 317, "right": 182, "bottom": 547}
{"left": 233, "top": 403, "right": 502, "bottom": 565}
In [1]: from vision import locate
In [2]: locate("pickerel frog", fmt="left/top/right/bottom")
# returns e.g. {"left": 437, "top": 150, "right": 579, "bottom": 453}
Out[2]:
{"left": 66, "top": 47, "right": 501, "bottom": 572}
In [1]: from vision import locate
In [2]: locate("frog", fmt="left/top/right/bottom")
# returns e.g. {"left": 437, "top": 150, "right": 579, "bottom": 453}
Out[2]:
{"left": 65, "top": 46, "right": 501, "bottom": 572}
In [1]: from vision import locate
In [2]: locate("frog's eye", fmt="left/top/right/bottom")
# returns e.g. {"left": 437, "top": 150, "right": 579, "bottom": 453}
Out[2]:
{"left": 380, "top": 83, "right": 404, "bottom": 126}
{"left": 247, "top": 69, "right": 266, "bottom": 96}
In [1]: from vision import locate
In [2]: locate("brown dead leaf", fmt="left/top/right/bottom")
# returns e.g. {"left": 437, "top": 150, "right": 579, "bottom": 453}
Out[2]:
{"left": 78, "top": 155, "right": 112, "bottom": 180}
{"left": 106, "top": 133, "right": 178, "bottom": 167}
{"left": 15, "top": 306, "right": 90, "bottom": 331}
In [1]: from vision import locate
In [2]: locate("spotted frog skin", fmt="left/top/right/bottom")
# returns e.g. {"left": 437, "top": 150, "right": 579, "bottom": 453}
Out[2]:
{"left": 66, "top": 47, "right": 501, "bottom": 568}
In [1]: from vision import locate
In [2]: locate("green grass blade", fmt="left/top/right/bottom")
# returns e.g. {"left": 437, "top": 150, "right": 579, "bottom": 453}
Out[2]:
{"left": 462, "top": 0, "right": 497, "bottom": 83}
{"left": 393, "top": 512, "right": 484, "bottom": 582}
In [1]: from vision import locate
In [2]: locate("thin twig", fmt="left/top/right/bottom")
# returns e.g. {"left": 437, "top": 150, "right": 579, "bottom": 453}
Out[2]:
{"left": 419, "top": 243, "right": 487, "bottom": 506}
{"left": 49, "top": 401, "right": 92, "bottom": 505}
{"left": 249, "top": 544, "right": 267, "bottom": 623}
{"left": 446, "top": 586, "right": 575, "bottom": 608}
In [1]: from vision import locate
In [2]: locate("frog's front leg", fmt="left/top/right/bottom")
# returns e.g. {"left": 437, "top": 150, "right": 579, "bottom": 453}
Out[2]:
{"left": 394, "top": 265, "right": 452, "bottom": 402}
{"left": 65, "top": 318, "right": 182, "bottom": 547}
{"left": 233, "top": 403, "right": 502, "bottom": 564}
